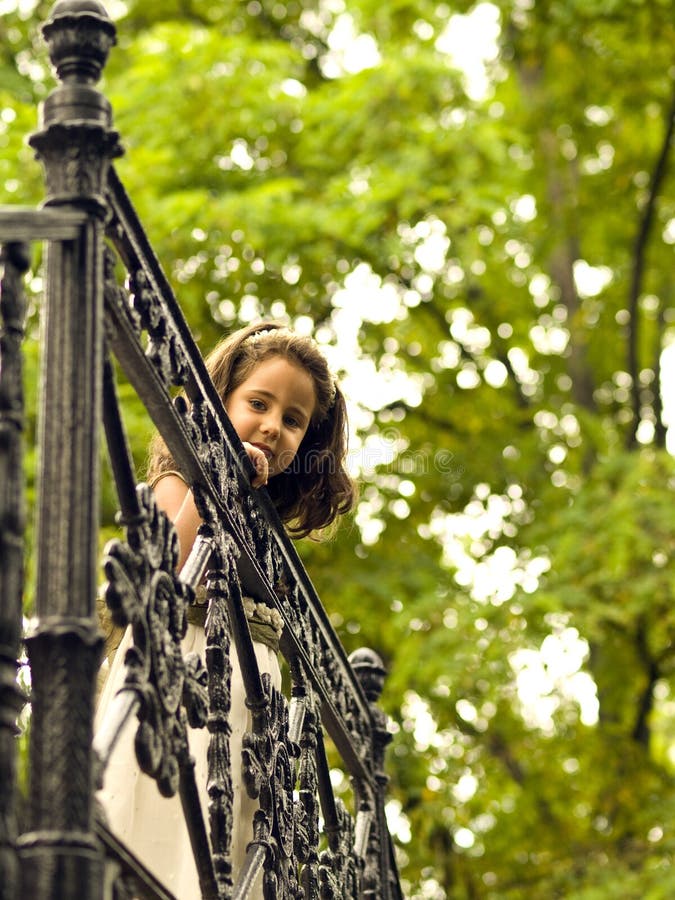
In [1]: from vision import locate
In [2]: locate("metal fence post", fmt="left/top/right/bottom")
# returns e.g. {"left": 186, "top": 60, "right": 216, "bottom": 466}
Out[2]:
{"left": 351, "top": 647, "right": 399, "bottom": 900}
{"left": 16, "top": 3, "right": 120, "bottom": 898}
{"left": 0, "top": 242, "right": 31, "bottom": 900}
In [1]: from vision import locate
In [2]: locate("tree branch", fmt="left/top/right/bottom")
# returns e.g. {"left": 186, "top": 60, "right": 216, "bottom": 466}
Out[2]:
{"left": 548, "top": 236, "right": 597, "bottom": 412}
{"left": 652, "top": 304, "right": 667, "bottom": 448}
{"left": 424, "top": 292, "right": 532, "bottom": 409}
{"left": 626, "top": 81, "right": 675, "bottom": 447}
{"left": 631, "top": 618, "right": 660, "bottom": 747}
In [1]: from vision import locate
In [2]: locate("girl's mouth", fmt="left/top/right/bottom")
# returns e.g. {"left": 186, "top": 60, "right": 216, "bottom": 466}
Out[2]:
{"left": 252, "top": 443, "right": 273, "bottom": 461}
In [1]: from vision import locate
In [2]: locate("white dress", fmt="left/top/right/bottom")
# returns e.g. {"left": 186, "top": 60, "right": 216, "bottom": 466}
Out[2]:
{"left": 95, "top": 619, "right": 282, "bottom": 899}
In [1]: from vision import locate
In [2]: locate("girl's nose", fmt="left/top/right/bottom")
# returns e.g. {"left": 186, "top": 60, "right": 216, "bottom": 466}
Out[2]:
{"left": 261, "top": 415, "right": 280, "bottom": 439}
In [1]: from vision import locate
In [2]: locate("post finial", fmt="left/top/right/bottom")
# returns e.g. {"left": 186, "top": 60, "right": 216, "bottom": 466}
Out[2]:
{"left": 30, "top": 0, "right": 121, "bottom": 209}
{"left": 350, "top": 647, "right": 387, "bottom": 703}
{"left": 42, "top": 0, "right": 116, "bottom": 87}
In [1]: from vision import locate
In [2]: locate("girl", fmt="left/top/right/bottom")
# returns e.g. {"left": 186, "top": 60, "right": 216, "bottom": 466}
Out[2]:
{"left": 96, "top": 322, "right": 356, "bottom": 898}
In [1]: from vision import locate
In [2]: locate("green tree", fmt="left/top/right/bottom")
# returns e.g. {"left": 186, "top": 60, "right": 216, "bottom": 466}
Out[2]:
{"left": 3, "top": 0, "right": 675, "bottom": 896}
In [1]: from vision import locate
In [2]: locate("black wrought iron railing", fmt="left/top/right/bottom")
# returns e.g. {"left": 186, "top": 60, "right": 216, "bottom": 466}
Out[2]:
{"left": 0, "top": 2, "right": 402, "bottom": 898}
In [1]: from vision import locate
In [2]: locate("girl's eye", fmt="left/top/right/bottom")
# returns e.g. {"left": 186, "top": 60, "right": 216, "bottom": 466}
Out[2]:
{"left": 250, "top": 398, "right": 266, "bottom": 410}
{"left": 284, "top": 415, "right": 300, "bottom": 428}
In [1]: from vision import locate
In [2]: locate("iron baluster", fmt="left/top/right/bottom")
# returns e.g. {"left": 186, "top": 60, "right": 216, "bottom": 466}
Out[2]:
{"left": 0, "top": 242, "right": 30, "bottom": 900}
{"left": 17, "top": 2, "right": 120, "bottom": 898}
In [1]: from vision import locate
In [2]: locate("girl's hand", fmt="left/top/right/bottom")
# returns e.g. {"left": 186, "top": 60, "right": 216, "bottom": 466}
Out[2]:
{"left": 242, "top": 441, "right": 269, "bottom": 488}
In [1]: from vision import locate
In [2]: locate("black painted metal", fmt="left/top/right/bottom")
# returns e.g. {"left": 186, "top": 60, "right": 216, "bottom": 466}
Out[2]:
{"left": 14, "top": 3, "right": 119, "bottom": 897}
{"left": 0, "top": 2, "right": 404, "bottom": 898}
{"left": 0, "top": 242, "right": 30, "bottom": 900}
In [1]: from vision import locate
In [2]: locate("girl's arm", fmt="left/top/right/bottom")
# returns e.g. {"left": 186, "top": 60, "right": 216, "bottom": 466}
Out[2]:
{"left": 153, "top": 442, "right": 269, "bottom": 571}
{"left": 153, "top": 475, "right": 200, "bottom": 572}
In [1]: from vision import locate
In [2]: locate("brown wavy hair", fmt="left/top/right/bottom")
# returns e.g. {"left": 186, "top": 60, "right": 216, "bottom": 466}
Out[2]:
{"left": 147, "top": 322, "right": 356, "bottom": 537}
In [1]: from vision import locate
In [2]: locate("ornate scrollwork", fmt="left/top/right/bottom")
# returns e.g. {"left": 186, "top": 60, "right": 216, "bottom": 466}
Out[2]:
{"left": 263, "top": 548, "right": 373, "bottom": 766}
{"left": 318, "top": 798, "right": 359, "bottom": 900}
{"left": 353, "top": 781, "right": 380, "bottom": 900}
{"left": 188, "top": 400, "right": 240, "bottom": 511}
{"left": 294, "top": 693, "right": 322, "bottom": 896}
{"left": 242, "top": 493, "right": 276, "bottom": 580}
{"left": 352, "top": 649, "right": 393, "bottom": 899}
{"left": 102, "top": 483, "right": 207, "bottom": 796}
{"left": 241, "top": 674, "right": 301, "bottom": 898}
{"left": 31, "top": 123, "right": 122, "bottom": 203}
{"left": 126, "top": 268, "right": 189, "bottom": 387}
{"left": 202, "top": 552, "right": 237, "bottom": 895}
{"left": 103, "top": 245, "right": 141, "bottom": 336}
{"left": 183, "top": 650, "right": 209, "bottom": 730}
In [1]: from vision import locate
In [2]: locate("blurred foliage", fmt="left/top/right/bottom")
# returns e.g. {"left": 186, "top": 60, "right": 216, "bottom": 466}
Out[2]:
{"left": 3, "top": 0, "right": 675, "bottom": 896}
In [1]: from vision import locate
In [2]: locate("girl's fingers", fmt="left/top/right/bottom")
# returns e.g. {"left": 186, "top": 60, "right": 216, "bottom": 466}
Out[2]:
{"left": 243, "top": 442, "right": 269, "bottom": 487}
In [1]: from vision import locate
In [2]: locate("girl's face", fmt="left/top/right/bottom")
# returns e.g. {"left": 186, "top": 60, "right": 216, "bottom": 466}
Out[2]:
{"left": 225, "top": 355, "right": 316, "bottom": 477}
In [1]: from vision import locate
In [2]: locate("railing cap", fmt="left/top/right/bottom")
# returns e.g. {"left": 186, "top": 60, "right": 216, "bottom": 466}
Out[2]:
{"left": 349, "top": 648, "right": 386, "bottom": 703}
{"left": 42, "top": 0, "right": 116, "bottom": 88}
{"left": 48, "top": 0, "right": 111, "bottom": 17}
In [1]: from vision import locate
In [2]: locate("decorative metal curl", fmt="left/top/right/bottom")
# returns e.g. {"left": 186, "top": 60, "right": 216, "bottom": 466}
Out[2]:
{"left": 241, "top": 674, "right": 302, "bottom": 898}
{"left": 294, "top": 694, "right": 322, "bottom": 896}
{"left": 128, "top": 267, "right": 189, "bottom": 386}
{"left": 102, "top": 483, "right": 208, "bottom": 796}
{"left": 318, "top": 798, "right": 359, "bottom": 900}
